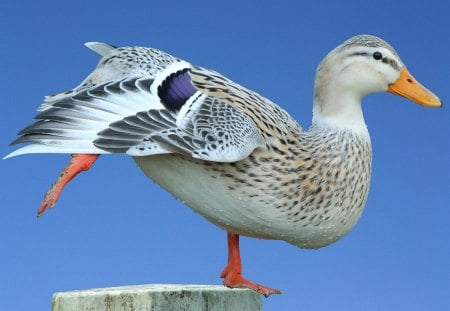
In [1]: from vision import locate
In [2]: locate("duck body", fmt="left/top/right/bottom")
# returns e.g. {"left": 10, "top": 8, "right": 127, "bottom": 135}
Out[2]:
{"left": 136, "top": 124, "right": 371, "bottom": 249}
{"left": 141, "top": 62, "right": 373, "bottom": 249}
{"left": 6, "top": 35, "right": 441, "bottom": 295}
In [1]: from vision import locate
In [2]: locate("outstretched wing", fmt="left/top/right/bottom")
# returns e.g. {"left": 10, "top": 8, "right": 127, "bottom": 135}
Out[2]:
{"left": 6, "top": 43, "right": 269, "bottom": 162}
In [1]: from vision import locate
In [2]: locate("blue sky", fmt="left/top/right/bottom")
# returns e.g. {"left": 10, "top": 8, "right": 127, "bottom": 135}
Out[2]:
{"left": 1, "top": 1, "right": 449, "bottom": 310}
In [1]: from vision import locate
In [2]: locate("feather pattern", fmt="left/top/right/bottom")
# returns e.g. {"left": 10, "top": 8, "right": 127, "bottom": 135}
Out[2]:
{"left": 6, "top": 43, "right": 274, "bottom": 162}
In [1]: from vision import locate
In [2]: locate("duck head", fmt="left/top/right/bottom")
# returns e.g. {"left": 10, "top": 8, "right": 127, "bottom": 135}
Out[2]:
{"left": 312, "top": 35, "right": 442, "bottom": 132}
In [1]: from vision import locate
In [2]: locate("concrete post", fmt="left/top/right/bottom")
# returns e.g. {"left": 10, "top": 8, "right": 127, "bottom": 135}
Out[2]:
{"left": 52, "top": 284, "right": 262, "bottom": 311}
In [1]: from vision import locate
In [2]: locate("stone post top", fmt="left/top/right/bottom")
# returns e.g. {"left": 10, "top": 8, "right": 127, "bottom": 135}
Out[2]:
{"left": 52, "top": 284, "right": 262, "bottom": 311}
{"left": 55, "top": 284, "right": 255, "bottom": 295}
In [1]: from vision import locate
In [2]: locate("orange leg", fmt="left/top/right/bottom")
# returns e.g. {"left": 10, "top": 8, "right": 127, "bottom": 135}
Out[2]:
{"left": 37, "top": 153, "right": 100, "bottom": 217}
{"left": 220, "top": 232, "right": 282, "bottom": 297}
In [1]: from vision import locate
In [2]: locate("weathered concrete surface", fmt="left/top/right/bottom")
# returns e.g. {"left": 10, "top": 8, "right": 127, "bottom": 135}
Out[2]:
{"left": 52, "top": 284, "right": 262, "bottom": 311}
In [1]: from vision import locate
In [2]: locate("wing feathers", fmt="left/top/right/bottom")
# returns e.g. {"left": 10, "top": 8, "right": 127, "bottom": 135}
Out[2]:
{"left": 6, "top": 44, "right": 276, "bottom": 163}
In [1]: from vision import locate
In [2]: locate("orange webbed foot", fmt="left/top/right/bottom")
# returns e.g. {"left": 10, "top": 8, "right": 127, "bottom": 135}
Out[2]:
{"left": 220, "top": 232, "right": 282, "bottom": 297}
{"left": 221, "top": 267, "right": 282, "bottom": 297}
{"left": 37, "top": 154, "right": 99, "bottom": 216}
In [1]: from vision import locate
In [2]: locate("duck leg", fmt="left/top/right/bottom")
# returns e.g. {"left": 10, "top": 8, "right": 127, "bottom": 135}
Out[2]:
{"left": 220, "top": 232, "right": 282, "bottom": 297}
{"left": 37, "top": 153, "right": 99, "bottom": 217}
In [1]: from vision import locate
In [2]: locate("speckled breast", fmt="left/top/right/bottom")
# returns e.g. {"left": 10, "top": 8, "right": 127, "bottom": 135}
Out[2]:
{"left": 134, "top": 130, "right": 372, "bottom": 249}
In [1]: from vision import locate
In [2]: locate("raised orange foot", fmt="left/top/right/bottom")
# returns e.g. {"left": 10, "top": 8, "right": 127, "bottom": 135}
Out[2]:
{"left": 37, "top": 153, "right": 99, "bottom": 216}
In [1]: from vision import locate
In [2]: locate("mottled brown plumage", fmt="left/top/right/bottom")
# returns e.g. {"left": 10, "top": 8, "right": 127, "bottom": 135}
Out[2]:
{"left": 135, "top": 104, "right": 372, "bottom": 249}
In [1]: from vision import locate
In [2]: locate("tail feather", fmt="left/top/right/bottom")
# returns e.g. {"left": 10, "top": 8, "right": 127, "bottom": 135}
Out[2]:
{"left": 84, "top": 42, "right": 117, "bottom": 56}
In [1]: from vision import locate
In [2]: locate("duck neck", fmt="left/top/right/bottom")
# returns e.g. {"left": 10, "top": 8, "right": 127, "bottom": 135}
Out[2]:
{"left": 311, "top": 82, "right": 370, "bottom": 139}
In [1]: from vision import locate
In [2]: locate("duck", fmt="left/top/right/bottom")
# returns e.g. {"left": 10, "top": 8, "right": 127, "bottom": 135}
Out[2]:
{"left": 5, "top": 35, "right": 442, "bottom": 297}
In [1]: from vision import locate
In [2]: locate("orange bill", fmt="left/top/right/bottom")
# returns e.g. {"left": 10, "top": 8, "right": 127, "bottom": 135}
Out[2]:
{"left": 388, "top": 68, "right": 442, "bottom": 107}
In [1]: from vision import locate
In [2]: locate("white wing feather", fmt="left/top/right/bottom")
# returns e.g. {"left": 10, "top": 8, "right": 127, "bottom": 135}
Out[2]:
{"left": 6, "top": 43, "right": 270, "bottom": 163}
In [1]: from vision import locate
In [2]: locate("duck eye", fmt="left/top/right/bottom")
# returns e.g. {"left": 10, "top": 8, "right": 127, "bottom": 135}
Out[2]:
{"left": 372, "top": 51, "right": 383, "bottom": 60}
